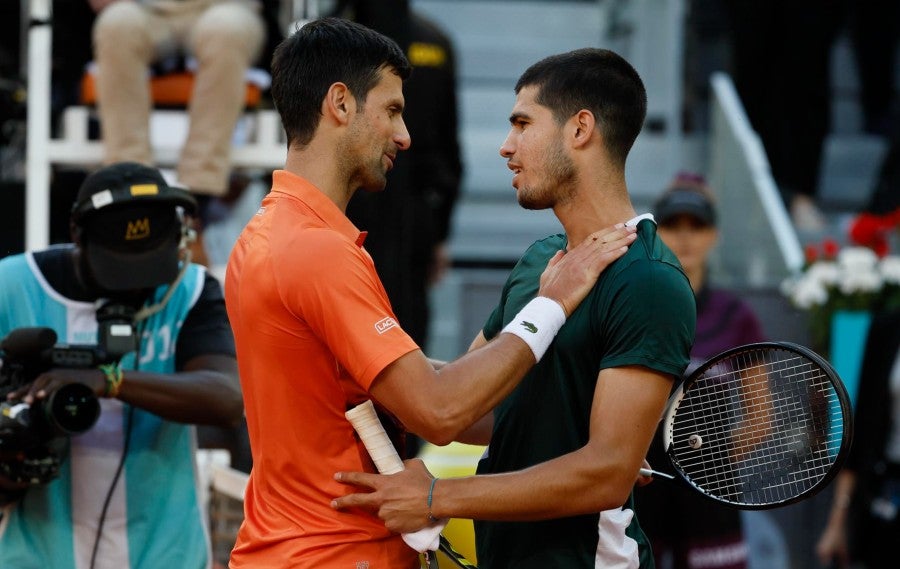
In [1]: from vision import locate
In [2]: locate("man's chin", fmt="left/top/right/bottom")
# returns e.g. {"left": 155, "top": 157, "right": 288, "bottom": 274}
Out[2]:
{"left": 359, "top": 182, "right": 387, "bottom": 194}
{"left": 356, "top": 170, "right": 389, "bottom": 193}
{"left": 517, "top": 194, "right": 547, "bottom": 211}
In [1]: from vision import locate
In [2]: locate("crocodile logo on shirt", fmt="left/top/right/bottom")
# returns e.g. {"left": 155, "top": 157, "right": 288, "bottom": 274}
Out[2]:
{"left": 520, "top": 320, "right": 538, "bottom": 334}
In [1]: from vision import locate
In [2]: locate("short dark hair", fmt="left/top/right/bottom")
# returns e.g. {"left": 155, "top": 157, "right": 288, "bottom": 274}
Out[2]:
{"left": 515, "top": 48, "right": 647, "bottom": 166}
{"left": 270, "top": 17, "right": 412, "bottom": 148}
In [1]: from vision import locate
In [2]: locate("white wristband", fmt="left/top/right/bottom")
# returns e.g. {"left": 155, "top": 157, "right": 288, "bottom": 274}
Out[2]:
{"left": 501, "top": 296, "right": 567, "bottom": 361}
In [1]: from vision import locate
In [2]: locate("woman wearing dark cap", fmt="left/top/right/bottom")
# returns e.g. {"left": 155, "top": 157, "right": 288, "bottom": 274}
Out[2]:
{"left": 635, "top": 172, "right": 767, "bottom": 569}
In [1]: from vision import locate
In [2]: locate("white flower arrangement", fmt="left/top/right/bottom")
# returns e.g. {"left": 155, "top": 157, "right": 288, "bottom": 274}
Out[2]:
{"left": 782, "top": 243, "right": 900, "bottom": 353}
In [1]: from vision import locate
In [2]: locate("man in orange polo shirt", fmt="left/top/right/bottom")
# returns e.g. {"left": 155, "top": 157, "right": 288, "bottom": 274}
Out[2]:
{"left": 224, "top": 18, "right": 636, "bottom": 568}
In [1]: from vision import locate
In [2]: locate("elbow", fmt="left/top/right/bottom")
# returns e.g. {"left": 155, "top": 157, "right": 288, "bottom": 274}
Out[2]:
{"left": 412, "top": 421, "right": 460, "bottom": 447}
{"left": 206, "top": 397, "right": 243, "bottom": 428}
{"left": 419, "top": 430, "right": 457, "bottom": 447}
{"left": 212, "top": 377, "right": 245, "bottom": 427}
{"left": 409, "top": 404, "right": 471, "bottom": 446}
{"left": 601, "top": 463, "right": 642, "bottom": 508}
{"left": 580, "top": 482, "right": 634, "bottom": 514}
{"left": 221, "top": 398, "right": 245, "bottom": 428}
{"left": 575, "top": 455, "right": 637, "bottom": 512}
{"left": 604, "top": 485, "right": 635, "bottom": 511}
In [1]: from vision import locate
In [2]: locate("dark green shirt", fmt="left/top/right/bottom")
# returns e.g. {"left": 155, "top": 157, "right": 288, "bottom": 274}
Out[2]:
{"left": 475, "top": 219, "right": 696, "bottom": 569}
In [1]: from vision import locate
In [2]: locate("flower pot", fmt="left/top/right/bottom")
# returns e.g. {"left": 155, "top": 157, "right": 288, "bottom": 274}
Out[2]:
{"left": 828, "top": 309, "right": 871, "bottom": 409}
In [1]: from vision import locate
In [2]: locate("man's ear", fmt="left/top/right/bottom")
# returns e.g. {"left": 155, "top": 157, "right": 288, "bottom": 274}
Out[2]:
{"left": 324, "top": 82, "right": 355, "bottom": 125}
{"left": 570, "top": 109, "right": 596, "bottom": 148}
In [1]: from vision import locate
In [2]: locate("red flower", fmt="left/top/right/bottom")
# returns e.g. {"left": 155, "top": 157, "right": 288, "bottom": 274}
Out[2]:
{"left": 873, "top": 238, "right": 890, "bottom": 258}
{"left": 848, "top": 207, "right": 900, "bottom": 257}
{"left": 804, "top": 244, "right": 818, "bottom": 265}
{"left": 822, "top": 238, "right": 840, "bottom": 260}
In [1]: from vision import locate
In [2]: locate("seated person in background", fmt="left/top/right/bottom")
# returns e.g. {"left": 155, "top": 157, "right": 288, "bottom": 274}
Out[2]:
{"left": 89, "top": 0, "right": 267, "bottom": 264}
{"left": 0, "top": 162, "right": 241, "bottom": 569}
{"left": 634, "top": 172, "right": 766, "bottom": 569}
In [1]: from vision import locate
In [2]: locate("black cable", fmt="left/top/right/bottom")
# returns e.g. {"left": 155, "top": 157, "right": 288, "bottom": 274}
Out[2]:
{"left": 88, "top": 404, "right": 134, "bottom": 569}
{"left": 88, "top": 319, "right": 143, "bottom": 569}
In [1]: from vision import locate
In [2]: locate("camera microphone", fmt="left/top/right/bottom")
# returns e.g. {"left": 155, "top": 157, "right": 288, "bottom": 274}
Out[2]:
{"left": 0, "top": 327, "right": 58, "bottom": 360}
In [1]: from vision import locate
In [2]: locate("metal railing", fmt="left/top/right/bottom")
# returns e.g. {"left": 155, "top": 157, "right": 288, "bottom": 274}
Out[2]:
{"left": 707, "top": 71, "right": 805, "bottom": 289}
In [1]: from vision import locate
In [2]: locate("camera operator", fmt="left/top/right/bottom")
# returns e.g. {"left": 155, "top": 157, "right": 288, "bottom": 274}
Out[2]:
{"left": 0, "top": 162, "right": 241, "bottom": 569}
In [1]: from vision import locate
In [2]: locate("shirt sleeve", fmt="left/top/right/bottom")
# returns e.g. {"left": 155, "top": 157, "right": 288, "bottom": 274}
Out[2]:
{"left": 277, "top": 229, "right": 420, "bottom": 389}
{"left": 175, "top": 272, "right": 236, "bottom": 370}
{"left": 599, "top": 259, "right": 696, "bottom": 377}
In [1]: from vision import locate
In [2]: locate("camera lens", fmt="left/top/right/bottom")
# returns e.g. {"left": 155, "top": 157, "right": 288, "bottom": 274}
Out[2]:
{"left": 44, "top": 383, "right": 101, "bottom": 435}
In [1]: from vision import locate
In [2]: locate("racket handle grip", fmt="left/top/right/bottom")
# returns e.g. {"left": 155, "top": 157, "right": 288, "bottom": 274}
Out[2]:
{"left": 345, "top": 400, "right": 404, "bottom": 474}
{"left": 639, "top": 468, "right": 676, "bottom": 481}
{"left": 345, "top": 400, "right": 443, "bottom": 553}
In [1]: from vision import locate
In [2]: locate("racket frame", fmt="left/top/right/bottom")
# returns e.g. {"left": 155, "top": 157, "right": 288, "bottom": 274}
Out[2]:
{"left": 659, "top": 341, "right": 854, "bottom": 510}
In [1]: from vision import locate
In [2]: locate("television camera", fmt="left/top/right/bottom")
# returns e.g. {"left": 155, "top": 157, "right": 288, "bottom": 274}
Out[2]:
{"left": 0, "top": 304, "right": 137, "bottom": 485}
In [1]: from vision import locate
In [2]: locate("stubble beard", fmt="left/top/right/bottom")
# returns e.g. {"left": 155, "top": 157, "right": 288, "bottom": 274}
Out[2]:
{"left": 356, "top": 157, "right": 388, "bottom": 193}
{"left": 517, "top": 139, "right": 578, "bottom": 210}
{"left": 338, "top": 120, "right": 389, "bottom": 193}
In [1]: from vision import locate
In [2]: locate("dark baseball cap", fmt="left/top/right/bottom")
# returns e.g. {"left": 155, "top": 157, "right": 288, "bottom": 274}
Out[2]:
{"left": 653, "top": 188, "right": 717, "bottom": 227}
{"left": 72, "top": 162, "right": 197, "bottom": 292}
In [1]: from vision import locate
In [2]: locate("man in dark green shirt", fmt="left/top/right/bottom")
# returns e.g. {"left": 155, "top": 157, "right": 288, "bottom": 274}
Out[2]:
{"left": 334, "top": 47, "right": 696, "bottom": 569}
{"left": 474, "top": 218, "right": 694, "bottom": 568}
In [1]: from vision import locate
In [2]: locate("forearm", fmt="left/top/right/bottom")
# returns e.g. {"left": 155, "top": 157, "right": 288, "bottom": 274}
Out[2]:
{"left": 431, "top": 369, "right": 665, "bottom": 519}
{"left": 436, "top": 336, "right": 493, "bottom": 445}
{"left": 117, "top": 359, "right": 242, "bottom": 426}
{"left": 383, "top": 335, "right": 535, "bottom": 445}
{"left": 431, "top": 447, "right": 636, "bottom": 521}
{"left": 825, "top": 470, "right": 857, "bottom": 525}
{"left": 816, "top": 468, "right": 857, "bottom": 564}
{"left": 402, "top": 297, "right": 566, "bottom": 442}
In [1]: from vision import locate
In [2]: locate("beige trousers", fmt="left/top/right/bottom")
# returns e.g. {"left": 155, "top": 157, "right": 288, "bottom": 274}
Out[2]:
{"left": 93, "top": 0, "right": 265, "bottom": 196}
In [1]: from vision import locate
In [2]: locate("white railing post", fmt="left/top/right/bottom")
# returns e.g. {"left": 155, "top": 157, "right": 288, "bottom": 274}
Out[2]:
{"left": 709, "top": 72, "right": 805, "bottom": 284}
{"left": 24, "top": 0, "right": 53, "bottom": 251}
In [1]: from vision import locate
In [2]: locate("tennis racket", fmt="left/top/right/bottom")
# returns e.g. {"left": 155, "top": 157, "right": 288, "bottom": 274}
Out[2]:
{"left": 346, "top": 401, "right": 476, "bottom": 569}
{"left": 640, "top": 341, "right": 853, "bottom": 510}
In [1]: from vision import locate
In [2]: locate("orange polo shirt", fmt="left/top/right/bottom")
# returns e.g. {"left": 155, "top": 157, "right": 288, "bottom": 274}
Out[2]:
{"left": 225, "top": 170, "right": 420, "bottom": 568}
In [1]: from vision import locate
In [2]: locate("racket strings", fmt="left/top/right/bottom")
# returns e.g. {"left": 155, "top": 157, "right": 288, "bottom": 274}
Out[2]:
{"left": 668, "top": 348, "right": 845, "bottom": 506}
